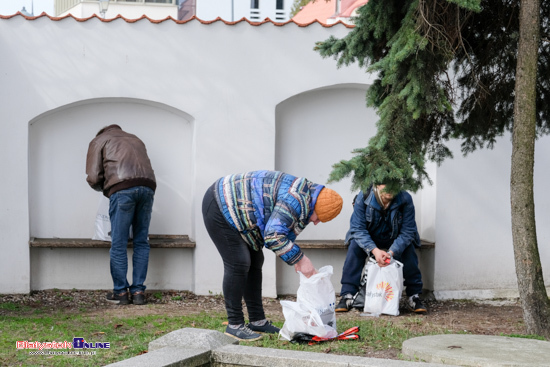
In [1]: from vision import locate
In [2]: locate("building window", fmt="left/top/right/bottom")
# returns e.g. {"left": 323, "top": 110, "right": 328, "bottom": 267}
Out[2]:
{"left": 251, "top": 0, "right": 259, "bottom": 9}
{"left": 276, "top": 0, "right": 283, "bottom": 10}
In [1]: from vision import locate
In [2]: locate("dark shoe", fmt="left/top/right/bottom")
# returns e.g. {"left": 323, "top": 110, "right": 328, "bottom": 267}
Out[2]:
{"left": 224, "top": 325, "right": 262, "bottom": 341}
{"left": 106, "top": 291, "right": 131, "bottom": 305}
{"left": 335, "top": 293, "right": 354, "bottom": 312}
{"left": 408, "top": 294, "right": 427, "bottom": 314}
{"left": 246, "top": 320, "right": 280, "bottom": 334}
{"left": 132, "top": 291, "right": 147, "bottom": 305}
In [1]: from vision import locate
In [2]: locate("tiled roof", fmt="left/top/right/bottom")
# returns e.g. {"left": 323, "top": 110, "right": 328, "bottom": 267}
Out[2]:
{"left": 292, "top": 0, "right": 336, "bottom": 25}
{"left": 339, "top": 0, "right": 368, "bottom": 17}
{"left": 292, "top": 0, "right": 367, "bottom": 24}
{"left": 0, "top": 12, "right": 354, "bottom": 28}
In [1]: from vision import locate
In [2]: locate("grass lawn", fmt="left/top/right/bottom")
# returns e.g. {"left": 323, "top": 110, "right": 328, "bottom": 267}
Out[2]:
{"left": 1, "top": 305, "right": 420, "bottom": 366}
{"left": 0, "top": 290, "right": 533, "bottom": 366}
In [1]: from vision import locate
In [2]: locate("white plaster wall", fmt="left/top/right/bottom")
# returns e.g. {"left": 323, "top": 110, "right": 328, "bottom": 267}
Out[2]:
{"left": 30, "top": 248, "right": 194, "bottom": 290}
{"left": 0, "top": 15, "right": 366, "bottom": 294}
{"left": 2, "top": 14, "right": 545, "bottom": 300}
{"left": 434, "top": 134, "right": 550, "bottom": 299}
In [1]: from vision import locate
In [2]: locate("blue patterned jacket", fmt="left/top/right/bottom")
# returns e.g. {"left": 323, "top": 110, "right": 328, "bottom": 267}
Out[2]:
{"left": 214, "top": 170, "right": 324, "bottom": 265}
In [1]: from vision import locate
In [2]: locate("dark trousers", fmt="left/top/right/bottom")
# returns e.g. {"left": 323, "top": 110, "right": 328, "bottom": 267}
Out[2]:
{"left": 340, "top": 239, "right": 423, "bottom": 297}
{"left": 201, "top": 184, "right": 265, "bottom": 325}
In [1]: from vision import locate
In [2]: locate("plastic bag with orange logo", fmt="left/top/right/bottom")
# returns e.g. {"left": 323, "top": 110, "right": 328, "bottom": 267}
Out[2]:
{"left": 362, "top": 258, "right": 403, "bottom": 316}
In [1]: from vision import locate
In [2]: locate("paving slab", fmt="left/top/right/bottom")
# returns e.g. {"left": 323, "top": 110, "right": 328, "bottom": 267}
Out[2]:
{"left": 402, "top": 334, "right": 550, "bottom": 366}
{"left": 106, "top": 346, "right": 210, "bottom": 367}
{"left": 213, "top": 344, "right": 454, "bottom": 367}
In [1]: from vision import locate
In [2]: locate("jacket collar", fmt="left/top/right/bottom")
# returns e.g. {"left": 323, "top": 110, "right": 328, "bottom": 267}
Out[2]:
{"left": 309, "top": 183, "right": 324, "bottom": 217}
{"left": 96, "top": 124, "right": 122, "bottom": 136}
{"left": 367, "top": 189, "right": 403, "bottom": 211}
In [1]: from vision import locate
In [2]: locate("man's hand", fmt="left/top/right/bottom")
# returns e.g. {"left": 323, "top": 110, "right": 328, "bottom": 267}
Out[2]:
{"left": 294, "top": 255, "right": 317, "bottom": 278}
{"left": 371, "top": 248, "right": 392, "bottom": 267}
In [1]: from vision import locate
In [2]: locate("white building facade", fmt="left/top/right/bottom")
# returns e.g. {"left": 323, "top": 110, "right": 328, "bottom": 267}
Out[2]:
{"left": 196, "top": 0, "right": 291, "bottom": 22}
{"left": 0, "top": 13, "right": 548, "bottom": 300}
{"left": 55, "top": 0, "right": 179, "bottom": 20}
{"left": 54, "top": 0, "right": 292, "bottom": 22}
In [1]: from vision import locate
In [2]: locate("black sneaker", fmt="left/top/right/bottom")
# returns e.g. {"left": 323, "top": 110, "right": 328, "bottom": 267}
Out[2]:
{"left": 408, "top": 294, "right": 427, "bottom": 314}
{"left": 132, "top": 291, "right": 147, "bottom": 305}
{"left": 246, "top": 320, "right": 280, "bottom": 334}
{"left": 224, "top": 325, "right": 262, "bottom": 341}
{"left": 335, "top": 293, "right": 354, "bottom": 312}
{"left": 106, "top": 291, "right": 131, "bottom": 305}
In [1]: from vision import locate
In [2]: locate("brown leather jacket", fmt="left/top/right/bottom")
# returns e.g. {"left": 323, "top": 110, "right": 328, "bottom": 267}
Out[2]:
{"left": 86, "top": 125, "right": 156, "bottom": 197}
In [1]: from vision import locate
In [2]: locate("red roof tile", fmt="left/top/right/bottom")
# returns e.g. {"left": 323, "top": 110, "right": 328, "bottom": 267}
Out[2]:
{"left": 292, "top": 0, "right": 367, "bottom": 25}
{"left": 0, "top": 11, "right": 353, "bottom": 28}
{"left": 292, "top": 0, "right": 336, "bottom": 25}
{"left": 339, "top": 0, "right": 368, "bottom": 17}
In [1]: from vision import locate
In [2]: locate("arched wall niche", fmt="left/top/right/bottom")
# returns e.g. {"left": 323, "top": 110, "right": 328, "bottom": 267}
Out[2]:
{"left": 28, "top": 98, "right": 194, "bottom": 239}
{"left": 275, "top": 83, "right": 427, "bottom": 238}
{"left": 273, "top": 83, "right": 435, "bottom": 295}
{"left": 275, "top": 83, "right": 379, "bottom": 240}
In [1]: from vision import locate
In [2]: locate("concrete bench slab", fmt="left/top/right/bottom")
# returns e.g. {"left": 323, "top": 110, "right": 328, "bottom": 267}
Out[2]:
{"left": 149, "top": 327, "right": 238, "bottom": 351}
{"left": 402, "top": 334, "right": 550, "bottom": 366}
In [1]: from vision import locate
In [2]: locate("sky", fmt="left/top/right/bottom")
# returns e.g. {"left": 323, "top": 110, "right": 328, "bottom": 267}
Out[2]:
{"left": 0, "top": 0, "right": 54, "bottom": 16}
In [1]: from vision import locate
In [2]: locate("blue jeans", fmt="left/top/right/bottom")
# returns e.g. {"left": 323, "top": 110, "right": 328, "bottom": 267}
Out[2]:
{"left": 109, "top": 186, "right": 154, "bottom": 294}
{"left": 340, "top": 239, "right": 423, "bottom": 297}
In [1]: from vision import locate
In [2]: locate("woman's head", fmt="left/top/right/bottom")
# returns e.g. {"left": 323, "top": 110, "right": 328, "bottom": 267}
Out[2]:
{"left": 313, "top": 188, "right": 343, "bottom": 223}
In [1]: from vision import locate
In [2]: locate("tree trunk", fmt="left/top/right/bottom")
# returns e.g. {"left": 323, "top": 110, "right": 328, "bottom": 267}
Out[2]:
{"left": 510, "top": 0, "right": 550, "bottom": 339}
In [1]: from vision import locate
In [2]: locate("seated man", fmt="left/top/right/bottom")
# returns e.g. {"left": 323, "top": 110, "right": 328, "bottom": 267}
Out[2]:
{"left": 335, "top": 184, "right": 427, "bottom": 314}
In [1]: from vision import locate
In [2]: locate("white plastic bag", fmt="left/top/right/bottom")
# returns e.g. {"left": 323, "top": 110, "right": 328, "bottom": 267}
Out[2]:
{"left": 363, "top": 258, "right": 404, "bottom": 316}
{"left": 279, "top": 301, "right": 335, "bottom": 341}
{"left": 296, "top": 265, "right": 337, "bottom": 331}
{"left": 92, "top": 196, "right": 132, "bottom": 241}
{"left": 92, "top": 196, "right": 111, "bottom": 241}
{"left": 280, "top": 265, "right": 338, "bottom": 341}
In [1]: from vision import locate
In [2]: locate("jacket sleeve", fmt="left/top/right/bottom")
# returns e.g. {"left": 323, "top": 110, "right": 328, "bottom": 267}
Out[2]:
{"left": 85, "top": 139, "right": 105, "bottom": 192}
{"left": 388, "top": 193, "right": 419, "bottom": 257}
{"left": 348, "top": 191, "right": 378, "bottom": 253}
{"left": 263, "top": 195, "right": 304, "bottom": 266}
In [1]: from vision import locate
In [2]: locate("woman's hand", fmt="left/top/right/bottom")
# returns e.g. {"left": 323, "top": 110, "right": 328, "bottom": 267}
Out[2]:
{"left": 294, "top": 255, "right": 317, "bottom": 278}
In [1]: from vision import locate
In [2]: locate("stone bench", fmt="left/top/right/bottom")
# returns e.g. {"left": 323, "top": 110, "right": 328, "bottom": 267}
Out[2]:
{"left": 29, "top": 234, "right": 195, "bottom": 248}
{"left": 295, "top": 239, "right": 436, "bottom": 296}
{"left": 296, "top": 239, "right": 435, "bottom": 249}
{"left": 29, "top": 236, "right": 433, "bottom": 250}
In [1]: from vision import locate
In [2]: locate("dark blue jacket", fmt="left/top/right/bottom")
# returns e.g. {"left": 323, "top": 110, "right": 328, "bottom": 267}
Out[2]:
{"left": 346, "top": 187, "right": 420, "bottom": 257}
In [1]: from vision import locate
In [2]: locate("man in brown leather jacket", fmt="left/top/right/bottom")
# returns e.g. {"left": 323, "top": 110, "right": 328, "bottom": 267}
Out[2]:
{"left": 86, "top": 125, "right": 156, "bottom": 305}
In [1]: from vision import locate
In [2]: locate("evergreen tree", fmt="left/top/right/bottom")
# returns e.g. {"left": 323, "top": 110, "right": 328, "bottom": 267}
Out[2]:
{"left": 316, "top": 0, "right": 549, "bottom": 194}
{"left": 316, "top": 0, "right": 550, "bottom": 337}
